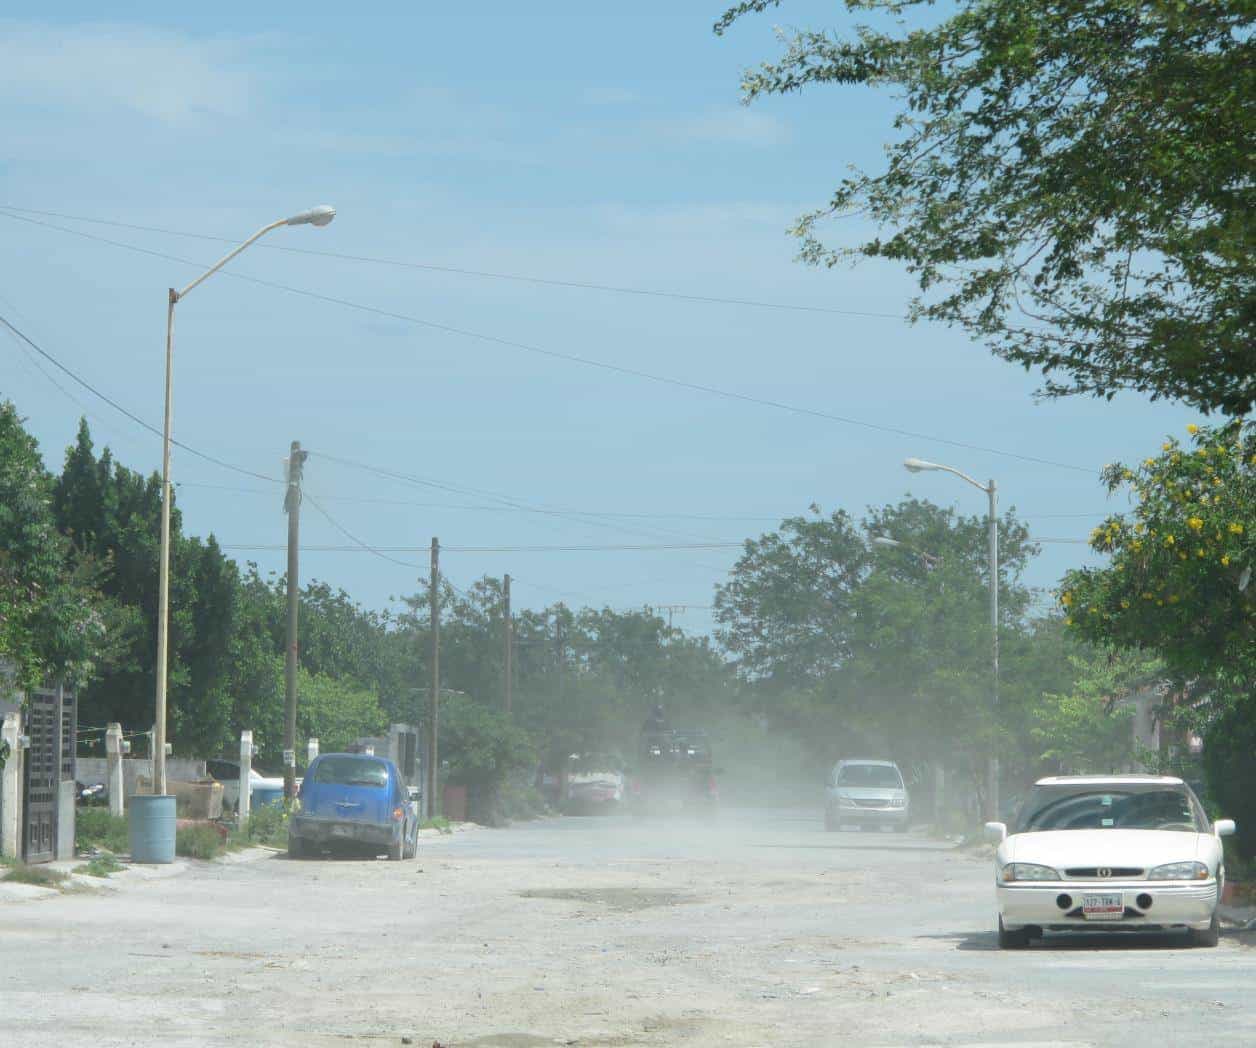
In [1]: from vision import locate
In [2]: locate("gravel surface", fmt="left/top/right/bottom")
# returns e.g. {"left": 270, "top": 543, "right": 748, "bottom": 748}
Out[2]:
{"left": 1, "top": 808, "right": 1252, "bottom": 1046}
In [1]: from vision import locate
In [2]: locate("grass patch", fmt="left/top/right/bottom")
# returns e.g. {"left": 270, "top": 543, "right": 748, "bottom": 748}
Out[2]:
{"left": 76, "top": 808, "right": 129, "bottom": 854}
{"left": 2, "top": 864, "right": 68, "bottom": 887}
{"left": 420, "top": 816, "right": 452, "bottom": 834}
{"left": 77, "top": 854, "right": 126, "bottom": 878}
{"left": 176, "top": 823, "right": 226, "bottom": 860}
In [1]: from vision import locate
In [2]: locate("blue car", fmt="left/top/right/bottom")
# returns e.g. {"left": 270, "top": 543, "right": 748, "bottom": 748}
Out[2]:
{"left": 289, "top": 753, "right": 419, "bottom": 860}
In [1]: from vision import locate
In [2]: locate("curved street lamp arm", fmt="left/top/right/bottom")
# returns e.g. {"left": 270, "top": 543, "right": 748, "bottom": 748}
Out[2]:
{"left": 176, "top": 217, "right": 288, "bottom": 299}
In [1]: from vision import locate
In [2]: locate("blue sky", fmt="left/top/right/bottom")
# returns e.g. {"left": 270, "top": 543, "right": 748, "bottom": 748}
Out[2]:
{"left": 0, "top": 3, "right": 1198, "bottom": 635}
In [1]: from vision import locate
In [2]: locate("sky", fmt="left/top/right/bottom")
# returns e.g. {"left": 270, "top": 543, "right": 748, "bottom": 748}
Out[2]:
{"left": 0, "top": 2, "right": 1200, "bottom": 637}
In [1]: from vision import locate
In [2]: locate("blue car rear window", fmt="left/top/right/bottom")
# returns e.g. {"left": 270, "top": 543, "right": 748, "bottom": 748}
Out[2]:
{"left": 312, "top": 757, "right": 388, "bottom": 787}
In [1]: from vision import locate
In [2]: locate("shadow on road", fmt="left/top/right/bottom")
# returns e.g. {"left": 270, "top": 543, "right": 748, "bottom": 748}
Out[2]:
{"left": 920, "top": 928, "right": 1213, "bottom": 952}
{"left": 753, "top": 842, "right": 957, "bottom": 855}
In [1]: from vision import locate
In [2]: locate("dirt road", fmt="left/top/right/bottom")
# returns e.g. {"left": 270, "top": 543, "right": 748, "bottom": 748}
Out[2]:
{"left": 1, "top": 809, "right": 1252, "bottom": 1046}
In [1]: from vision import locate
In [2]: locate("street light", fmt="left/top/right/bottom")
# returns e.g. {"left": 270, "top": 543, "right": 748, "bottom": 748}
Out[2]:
{"left": 902, "top": 456, "right": 1000, "bottom": 821}
{"left": 870, "top": 534, "right": 941, "bottom": 568}
{"left": 152, "top": 205, "right": 335, "bottom": 795}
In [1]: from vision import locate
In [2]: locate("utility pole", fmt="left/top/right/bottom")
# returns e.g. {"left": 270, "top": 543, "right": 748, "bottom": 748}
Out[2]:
{"left": 428, "top": 537, "right": 440, "bottom": 818}
{"left": 503, "top": 573, "right": 513, "bottom": 715}
{"left": 554, "top": 611, "right": 564, "bottom": 701}
{"left": 282, "top": 440, "right": 307, "bottom": 805}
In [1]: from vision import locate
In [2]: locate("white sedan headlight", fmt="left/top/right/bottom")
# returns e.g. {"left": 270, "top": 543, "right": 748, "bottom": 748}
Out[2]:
{"left": 837, "top": 795, "right": 858, "bottom": 808}
{"left": 1001, "top": 863, "right": 1061, "bottom": 882}
{"left": 1148, "top": 861, "right": 1210, "bottom": 881}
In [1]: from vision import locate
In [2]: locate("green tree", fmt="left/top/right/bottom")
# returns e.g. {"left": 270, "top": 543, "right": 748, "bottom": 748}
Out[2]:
{"left": 0, "top": 401, "right": 103, "bottom": 691}
{"left": 716, "top": 1, "right": 1256, "bottom": 414}
{"left": 1060, "top": 420, "right": 1254, "bottom": 703}
{"left": 1060, "top": 420, "right": 1255, "bottom": 852}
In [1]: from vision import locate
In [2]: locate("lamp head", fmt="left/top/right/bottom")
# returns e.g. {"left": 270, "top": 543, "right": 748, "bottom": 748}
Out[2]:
{"left": 904, "top": 457, "right": 941, "bottom": 473}
{"left": 286, "top": 205, "right": 336, "bottom": 227}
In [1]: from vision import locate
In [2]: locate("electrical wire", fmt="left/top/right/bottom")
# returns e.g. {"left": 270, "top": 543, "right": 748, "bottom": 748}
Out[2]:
{"left": 0, "top": 209, "right": 1095, "bottom": 474}
{"left": 0, "top": 310, "right": 280, "bottom": 485}
{"left": 0, "top": 204, "right": 901, "bottom": 320}
{"left": 302, "top": 493, "right": 423, "bottom": 569}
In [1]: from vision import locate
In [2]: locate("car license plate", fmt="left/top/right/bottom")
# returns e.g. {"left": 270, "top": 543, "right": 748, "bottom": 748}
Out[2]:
{"left": 331, "top": 825, "right": 353, "bottom": 838}
{"left": 1082, "top": 893, "right": 1123, "bottom": 920}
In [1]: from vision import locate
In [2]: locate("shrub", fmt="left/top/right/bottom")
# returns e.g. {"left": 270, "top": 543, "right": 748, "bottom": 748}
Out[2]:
{"left": 76, "top": 809, "right": 128, "bottom": 854}
{"left": 176, "top": 823, "right": 225, "bottom": 860}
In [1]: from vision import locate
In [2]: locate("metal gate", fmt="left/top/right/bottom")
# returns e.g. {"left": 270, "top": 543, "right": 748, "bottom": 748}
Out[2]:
{"left": 22, "top": 685, "right": 73, "bottom": 864}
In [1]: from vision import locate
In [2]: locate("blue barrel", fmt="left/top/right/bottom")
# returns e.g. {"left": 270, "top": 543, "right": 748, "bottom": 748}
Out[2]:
{"left": 129, "top": 795, "right": 177, "bottom": 863}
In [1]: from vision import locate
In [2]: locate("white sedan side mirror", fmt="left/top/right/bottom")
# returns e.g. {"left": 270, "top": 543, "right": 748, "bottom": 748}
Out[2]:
{"left": 984, "top": 821, "right": 1007, "bottom": 843}
{"left": 1214, "top": 819, "right": 1236, "bottom": 838}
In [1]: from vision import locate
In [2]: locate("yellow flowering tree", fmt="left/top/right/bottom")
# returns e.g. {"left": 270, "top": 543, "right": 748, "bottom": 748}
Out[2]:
{"left": 1061, "top": 420, "right": 1255, "bottom": 854}
{"left": 1061, "top": 420, "right": 1253, "bottom": 674}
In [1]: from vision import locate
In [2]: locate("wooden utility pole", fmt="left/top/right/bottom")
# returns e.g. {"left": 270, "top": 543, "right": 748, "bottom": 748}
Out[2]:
{"left": 427, "top": 537, "right": 440, "bottom": 817}
{"left": 554, "top": 611, "right": 564, "bottom": 701}
{"left": 503, "top": 573, "right": 513, "bottom": 715}
{"left": 282, "top": 440, "right": 307, "bottom": 804}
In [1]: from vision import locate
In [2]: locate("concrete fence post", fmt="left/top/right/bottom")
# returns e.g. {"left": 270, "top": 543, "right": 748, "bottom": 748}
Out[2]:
{"left": 238, "top": 730, "right": 253, "bottom": 831}
{"left": 1, "top": 711, "right": 24, "bottom": 860}
{"left": 105, "top": 723, "right": 125, "bottom": 818}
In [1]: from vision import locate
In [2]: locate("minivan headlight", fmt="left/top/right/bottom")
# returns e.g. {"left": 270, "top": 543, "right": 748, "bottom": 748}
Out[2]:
{"left": 1148, "top": 861, "right": 1209, "bottom": 881}
{"left": 1001, "top": 863, "right": 1060, "bottom": 882}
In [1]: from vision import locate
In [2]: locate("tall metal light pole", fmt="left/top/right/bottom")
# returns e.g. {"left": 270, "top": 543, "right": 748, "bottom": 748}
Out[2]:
{"left": 902, "top": 457, "right": 1000, "bottom": 821}
{"left": 152, "top": 205, "right": 335, "bottom": 796}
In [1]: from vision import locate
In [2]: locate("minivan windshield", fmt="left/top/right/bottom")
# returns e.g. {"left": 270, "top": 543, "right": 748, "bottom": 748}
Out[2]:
{"left": 1015, "top": 784, "right": 1205, "bottom": 833}
{"left": 312, "top": 756, "right": 388, "bottom": 788}
{"left": 836, "top": 764, "right": 902, "bottom": 788}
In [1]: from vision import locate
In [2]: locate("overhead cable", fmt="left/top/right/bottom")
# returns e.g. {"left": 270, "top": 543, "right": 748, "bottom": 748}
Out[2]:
{"left": 0, "top": 209, "right": 1095, "bottom": 474}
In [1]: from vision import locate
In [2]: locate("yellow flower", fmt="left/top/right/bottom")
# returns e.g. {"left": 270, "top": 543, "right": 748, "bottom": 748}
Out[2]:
{"left": 1187, "top": 516, "right": 1204, "bottom": 531}
{"left": 1179, "top": 552, "right": 1188, "bottom": 561}
{"left": 1196, "top": 548, "right": 1206, "bottom": 558}
{"left": 1060, "top": 592, "right": 1074, "bottom": 608}
{"left": 1143, "top": 458, "right": 1156, "bottom": 468}
{"left": 1229, "top": 523, "right": 1244, "bottom": 535}
{"left": 1131, "top": 539, "right": 1143, "bottom": 551}
{"left": 1168, "top": 595, "right": 1180, "bottom": 604}
{"left": 1164, "top": 534, "right": 1175, "bottom": 545}
{"left": 1120, "top": 599, "right": 1130, "bottom": 609}
{"left": 1187, "top": 424, "right": 1199, "bottom": 434}
{"left": 1064, "top": 617, "right": 1073, "bottom": 626}
{"left": 1163, "top": 443, "right": 1173, "bottom": 452}
{"left": 1221, "top": 555, "right": 1231, "bottom": 567}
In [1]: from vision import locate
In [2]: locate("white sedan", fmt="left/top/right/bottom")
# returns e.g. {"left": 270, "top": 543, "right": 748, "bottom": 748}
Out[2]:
{"left": 986, "top": 775, "right": 1235, "bottom": 949}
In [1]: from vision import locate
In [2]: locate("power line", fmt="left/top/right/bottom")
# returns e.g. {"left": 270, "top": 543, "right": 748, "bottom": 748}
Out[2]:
{"left": 175, "top": 479, "right": 1112, "bottom": 524}
{"left": 0, "top": 310, "right": 279, "bottom": 485}
{"left": 302, "top": 493, "right": 422, "bottom": 569}
{"left": 0, "top": 209, "right": 1095, "bottom": 474}
{"left": 0, "top": 204, "right": 902, "bottom": 320}
{"left": 221, "top": 541, "right": 746, "bottom": 553}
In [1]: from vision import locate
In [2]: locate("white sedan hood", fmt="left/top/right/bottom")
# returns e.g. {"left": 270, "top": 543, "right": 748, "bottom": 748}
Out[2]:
{"left": 1003, "top": 829, "right": 1207, "bottom": 869}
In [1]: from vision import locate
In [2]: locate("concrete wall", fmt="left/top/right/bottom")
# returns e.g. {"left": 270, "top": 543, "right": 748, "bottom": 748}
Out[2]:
{"left": 57, "top": 780, "right": 75, "bottom": 860}
{"left": 77, "top": 757, "right": 207, "bottom": 798}
{"left": 1, "top": 711, "right": 23, "bottom": 860}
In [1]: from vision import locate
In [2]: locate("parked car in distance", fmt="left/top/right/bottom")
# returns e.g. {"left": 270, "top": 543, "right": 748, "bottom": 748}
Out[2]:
{"left": 206, "top": 758, "right": 285, "bottom": 813}
{"left": 825, "top": 759, "right": 910, "bottom": 832}
{"left": 986, "top": 775, "right": 1235, "bottom": 949}
{"left": 563, "top": 753, "right": 626, "bottom": 814}
{"left": 288, "top": 753, "right": 418, "bottom": 861}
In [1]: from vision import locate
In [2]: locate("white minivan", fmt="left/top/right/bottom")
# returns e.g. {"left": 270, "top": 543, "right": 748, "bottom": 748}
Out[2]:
{"left": 825, "top": 759, "right": 910, "bottom": 832}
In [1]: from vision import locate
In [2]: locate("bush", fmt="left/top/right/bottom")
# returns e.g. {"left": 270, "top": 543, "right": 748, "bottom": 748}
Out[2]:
{"left": 76, "top": 809, "right": 128, "bottom": 854}
{"left": 176, "top": 823, "right": 226, "bottom": 860}
{"left": 248, "top": 804, "right": 288, "bottom": 847}
{"left": 1202, "top": 707, "right": 1256, "bottom": 861}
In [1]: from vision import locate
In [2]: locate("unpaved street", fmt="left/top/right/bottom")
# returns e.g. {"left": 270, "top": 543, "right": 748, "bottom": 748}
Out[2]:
{"left": 2, "top": 809, "right": 1253, "bottom": 1047}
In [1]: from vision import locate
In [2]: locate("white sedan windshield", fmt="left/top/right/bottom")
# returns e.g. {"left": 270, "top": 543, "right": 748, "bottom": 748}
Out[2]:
{"left": 1016, "top": 786, "right": 1204, "bottom": 833}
